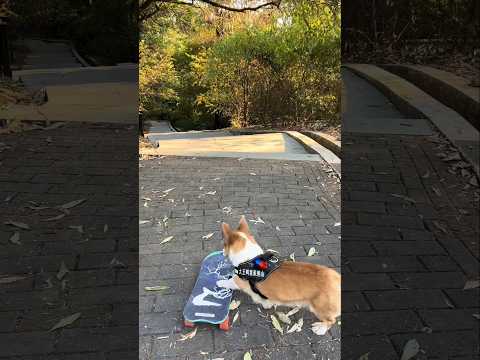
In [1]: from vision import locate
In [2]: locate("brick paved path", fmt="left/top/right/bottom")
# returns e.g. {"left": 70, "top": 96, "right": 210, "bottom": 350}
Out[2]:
{"left": 139, "top": 156, "right": 341, "bottom": 360}
{"left": 0, "top": 123, "right": 138, "bottom": 359}
{"left": 342, "top": 131, "right": 479, "bottom": 359}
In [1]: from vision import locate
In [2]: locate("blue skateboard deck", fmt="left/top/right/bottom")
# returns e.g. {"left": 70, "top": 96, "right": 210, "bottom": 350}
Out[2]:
{"left": 183, "top": 251, "right": 234, "bottom": 329}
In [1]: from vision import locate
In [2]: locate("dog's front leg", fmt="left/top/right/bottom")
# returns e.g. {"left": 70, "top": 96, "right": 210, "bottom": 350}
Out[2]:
{"left": 216, "top": 276, "right": 240, "bottom": 290}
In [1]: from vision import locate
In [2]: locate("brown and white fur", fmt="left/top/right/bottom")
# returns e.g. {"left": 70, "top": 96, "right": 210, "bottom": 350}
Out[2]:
{"left": 216, "top": 216, "right": 341, "bottom": 335}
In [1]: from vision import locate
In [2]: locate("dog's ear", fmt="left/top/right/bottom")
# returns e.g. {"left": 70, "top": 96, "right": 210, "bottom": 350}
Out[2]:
{"left": 221, "top": 222, "right": 232, "bottom": 242}
{"left": 237, "top": 215, "right": 250, "bottom": 235}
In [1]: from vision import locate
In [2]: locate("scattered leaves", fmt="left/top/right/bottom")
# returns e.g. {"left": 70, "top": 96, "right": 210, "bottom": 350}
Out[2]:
{"left": 249, "top": 217, "right": 265, "bottom": 224}
{"left": 307, "top": 247, "right": 317, "bottom": 256}
{"left": 390, "top": 194, "right": 416, "bottom": 204}
{"left": 276, "top": 311, "right": 292, "bottom": 325}
{"left": 286, "top": 318, "right": 303, "bottom": 333}
{"left": 0, "top": 275, "right": 27, "bottom": 284}
{"left": 9, "top": 232, "right": 21, "bottom": 245}
{"left": 109, "top": 258, "right": 126, "bottom": 268}
{"left": 243, "top": 351, "right": 252, "bottom": 360}
{"left": 286, "top": 307, "right": 300, "bottom": 317}
{"left": 4, "top": 220, "right": 30, "bottom": 230}
{"left": 163, "top": 188, "right": 175, "bottom": 194}
{"left": 57, "top": 261, "right": 69, "bottom": 280}
{"left": 400, "top": 339, "right": 420, "bottom": 360}
{"left": 144, "top": 285, "right": 169, "bottom": 291}
{"left": 433, "top": 221, "right": 448, "bottom": 234}
{"left": 463, "top": 279, "right": 480, "bottom": 290}
{"left": 206, "top": 191, "right": 217, "bottom": 195}
{"left": 50, "top": 313, "right": 82, "bottom": 331}
{"left": 139, "top": 220, "right": 150, "bottom": 225}
{"left": 202, "top": 233, "right": 214, "bottom": 240}
{"left": 160, "top": 236, "right": 174, "bottom": 245}
{"left": 103, "top": 224, "right": 108, "bottom": 233}
{"left": 68, "top": 225, "right": 84, "bottom": 234}
{"left": 177, "top": 327, "right": 197, "bottom": 342}
{"left": 289, "top": 253, "right": 295, "bottom": 262}
{"left": 57, "top": 199, "right": 86, "bottom": 210}
{"left": 42, "top": 213, "right": 66, "bottom": 222}
{"left": 229, "top": 300, "right": 241, "bottom": 310}
{"left": 232, "top": 311, "right": 239, "bottom": 324}
{"left": 271, "top": 314, "right": 283, "bottom": 334}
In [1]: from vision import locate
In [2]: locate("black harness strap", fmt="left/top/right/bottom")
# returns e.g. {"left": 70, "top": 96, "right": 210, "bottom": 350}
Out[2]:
{"left": 234, "top": 252, "right": 283, "bottom": 300}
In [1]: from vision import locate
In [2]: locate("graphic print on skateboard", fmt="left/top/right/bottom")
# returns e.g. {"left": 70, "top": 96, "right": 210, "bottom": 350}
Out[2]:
{"left": 183, "top": 251, "right": 234, "bottom": 330}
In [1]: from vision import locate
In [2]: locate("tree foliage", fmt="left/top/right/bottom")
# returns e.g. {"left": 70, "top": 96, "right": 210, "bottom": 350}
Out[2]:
{"left": 140, "top": 0, "right": 341, "bottom": 130}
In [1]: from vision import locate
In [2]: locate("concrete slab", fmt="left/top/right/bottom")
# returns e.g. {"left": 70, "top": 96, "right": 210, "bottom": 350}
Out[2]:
{"left": 2, "top": 82, "right": 138, "bottom": 124}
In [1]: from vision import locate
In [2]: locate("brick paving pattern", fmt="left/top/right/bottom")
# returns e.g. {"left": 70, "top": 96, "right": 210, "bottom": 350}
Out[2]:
{"left": 0, "top": 123, "right": 138, "bottom": 359}
{"left": 342, "top": 131, "right": 479, "bottom": 359}
{"left": 139, "top": 156, "right": 341, "bottom": 360}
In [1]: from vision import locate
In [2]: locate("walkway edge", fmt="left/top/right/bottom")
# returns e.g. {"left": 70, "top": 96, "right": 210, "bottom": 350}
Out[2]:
{"left": 381, "top": 64, "right": 479, "bottom": 130}
{"left": 301, "top": 131, "right": 341, "bottom": 157}
{"left": 343, "top": 63, "right": 480, "bottom": 177}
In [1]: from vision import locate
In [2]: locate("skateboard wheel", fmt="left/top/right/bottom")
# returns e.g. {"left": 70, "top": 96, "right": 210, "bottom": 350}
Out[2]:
{"left": 219, "top": 317, "right": 230, "bottom": 331}
{"left": 184, "top": 320, "right": 195, "bottom": 328}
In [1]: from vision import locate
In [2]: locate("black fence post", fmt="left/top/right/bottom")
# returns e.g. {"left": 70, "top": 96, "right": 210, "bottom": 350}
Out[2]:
{"left": 0, "top": 17, "right": 12, "bottom": 79}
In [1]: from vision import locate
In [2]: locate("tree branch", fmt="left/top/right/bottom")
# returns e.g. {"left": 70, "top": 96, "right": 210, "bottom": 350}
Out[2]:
{"left": 141, "top": 0, "right": 282, "bottom": 20}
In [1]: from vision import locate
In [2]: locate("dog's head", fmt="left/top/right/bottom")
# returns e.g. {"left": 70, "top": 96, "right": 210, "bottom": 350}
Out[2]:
{"left": 221, "top": 216, "right": 263, "bottom": 266}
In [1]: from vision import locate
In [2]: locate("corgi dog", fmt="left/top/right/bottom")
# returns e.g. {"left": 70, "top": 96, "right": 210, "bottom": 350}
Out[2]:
{"left": 216, "top": 216, "right": 341, "bottom": 335}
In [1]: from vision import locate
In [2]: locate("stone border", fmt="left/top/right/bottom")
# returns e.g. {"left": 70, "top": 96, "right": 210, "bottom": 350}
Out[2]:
{"left": 343, "top": 64, "right": 479, "bottom": 177}
{"left": 301, "top": 130, "right": 341, "bottom": 157}
{"left": 69, "top": 41, "right": 91, "bottom": 67}
{"left": 381, "top": 64, "right": 479, "bottom": 130}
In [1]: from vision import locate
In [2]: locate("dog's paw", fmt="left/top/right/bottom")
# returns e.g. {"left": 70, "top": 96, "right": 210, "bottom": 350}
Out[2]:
{"left": 216, "top": 280, "right": 230, "bottom": 288}
{"left": 311, "top": 322, "right": 329, "bottom": 335}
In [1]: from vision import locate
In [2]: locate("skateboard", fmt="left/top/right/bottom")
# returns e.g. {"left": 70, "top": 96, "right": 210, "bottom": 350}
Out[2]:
{"left": 183, "top": 250, "right": 234, "bottom": 330}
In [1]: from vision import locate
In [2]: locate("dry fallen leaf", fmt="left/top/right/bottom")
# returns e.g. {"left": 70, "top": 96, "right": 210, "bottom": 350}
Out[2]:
{"left": 160, "top": 236, "right": 174, "bottom": 245}
{"left": 104, "top": 224, "right": 108, "bottom": 233}
{"left": 139, "top": 220, "right": 150, "bottom": 225}
{"left": 202, "top": 233, "right": 214, "bottom": 240}
{"left": 177, "top": 327, "right": 197, "bottom": 342}
{"left": 287, "top": 318, "right": 303, "bottom": 333}
{"left": 9, "top": 232, "right": 21, "bottom": 245}
{"left": 4, "top": 220, "right": 30, "bottom": 230}
{"left": 57, "top": 261, "right": 69, "bottom": 280}
{"left": 206, "top": 191, "right": 217, "bottom": 195}
{"left": 110, "top": 258, "right": 126, "bottom": 268}
{"left": 57, "top": 199, "right": 86, "bottom": 210}
{"left": 390, "top": 194, "right": 416, "bottom": 204}
{"left": 275, "top": 226, "right": 281, "bottom": 231}
{"left": 229, "top": 300, "right": 241, "bottom": 310}
{"left": 163, "top": 188, "right": 175, "bottom": 194}
{"left": 49, "top": 313, "right": 82, "bottom": 331}
{"left": 358, "top": 353, "right": 370, "bottom": 360}
{"left": 250, "top": 173, "right": 256, "bottom": 176}
{"left": 463, "top": 279, "right": 480, "bottom": 290}
{"left": 433, "top": 221, "right": 448, "bottom": 234}
{"left": 472, "top": 314, "right": 480, "bottom": 320}
{"left": 232, "top": 311, "right": 239, "bottom": 324}
{"left": 249, "top": 217, "right": 265, "bottom": 224}
{"left": 42, "top": 213, "right": 66, "bottom": 222}
{"left": 243, "top": 351, "right": 252, "bottom": 360}
{"left": 276, "top": 311, "right": 292, "bottom": 325}
{"left": 144, "top": 285, "right": 169, "bottom": 291}
{"left": 289, "top": 253, "right": 295, "bottom": 262}
{"left": 0, "top": 275, "right": 27, "bottom": 284}
{"left": 286, "top": 307, "right": 300, "bottom": 317}
{"left": 271, "top": 314, "right": 283, "bottom": 334}
{"left": 400, "top": 339, "right": 420, "bottom": 360}
{"left": 68, "top": 225, "right": 84, "bottom": 234}
{"left": 307, "top": 247, "right": 317, "bottom": 256}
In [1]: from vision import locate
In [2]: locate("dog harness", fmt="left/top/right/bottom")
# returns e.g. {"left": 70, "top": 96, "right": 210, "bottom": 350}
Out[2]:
{"left": 233, "top": 252, "right": 282, "bottom": 299}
